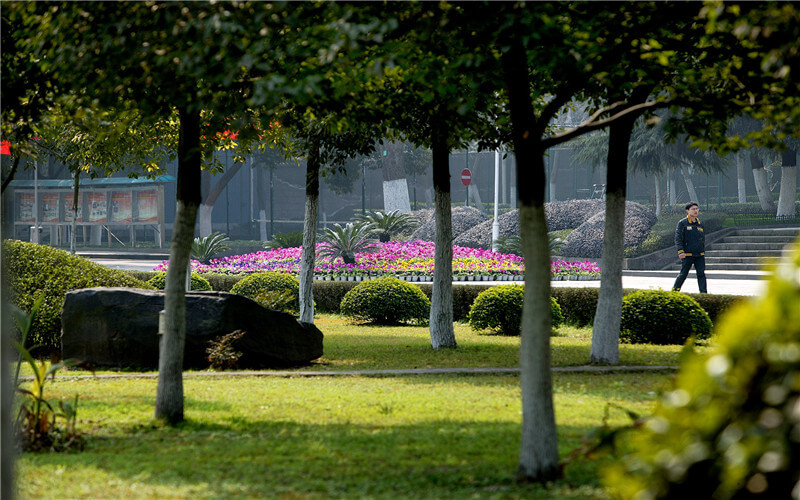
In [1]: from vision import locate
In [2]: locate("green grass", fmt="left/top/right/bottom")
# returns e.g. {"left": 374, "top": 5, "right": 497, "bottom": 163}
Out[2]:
{"left": 16, "top": 371, "right": 671, "bottom": 499}
{"left": 302, "top": 315, "right": 702, "bottom": 371}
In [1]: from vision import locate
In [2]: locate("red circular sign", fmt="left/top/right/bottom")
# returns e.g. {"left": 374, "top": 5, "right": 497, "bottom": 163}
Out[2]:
{"left": 460, "top": 168, "right": 472, "bottom": 186}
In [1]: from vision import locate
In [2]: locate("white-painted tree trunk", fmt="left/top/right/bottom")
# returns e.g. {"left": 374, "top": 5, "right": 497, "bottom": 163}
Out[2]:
{"left": 776, "top": 150, "right": 797, "bottom": 220}
{"left": 736, "top": 152, "right": 747, "bottom": 204}
{"left": 777, "top": 167, "right": 797, "bottom": 219}
{"left": 299, "top": 153, "right": 320, "bottom": 324}
{"left": 654, "top": 174, "right": 663, "bottom": 216}
{"left": 197, "top": 203, "right": 213, "bottom": 237}
{"left": 680, "top": 163, "right": 699, "bottom": 203}
{"left": 668, "top": 169, "right": 677, "bottom": 206}
{"left": 259, "top": 209, "right": 267, "bottom": 241}
{"left": 751, "top": 153, "right": 776, "bottom": 212}
{"left": 517, "top": 202, "right": 559, "bottom": 480}
{"left": 429, "top": 135, "right": 456, "bottom": 349}
{"left": 590, "top": 114, "right": 634, "bottom": 365}
{"left": 155, "top": 200, "right": 196, "bottom": 424}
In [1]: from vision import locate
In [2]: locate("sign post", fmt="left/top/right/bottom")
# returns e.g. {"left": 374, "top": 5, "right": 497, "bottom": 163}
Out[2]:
{"left": 461, "top": 168, "right": 472, "bottom": 208}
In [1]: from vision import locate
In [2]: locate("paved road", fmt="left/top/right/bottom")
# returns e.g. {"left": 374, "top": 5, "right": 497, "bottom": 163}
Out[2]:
{"left": 81, "top": 250, "right": 768, "bottom": 297}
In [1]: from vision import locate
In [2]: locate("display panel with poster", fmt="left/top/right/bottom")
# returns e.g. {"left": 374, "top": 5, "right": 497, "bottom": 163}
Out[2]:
{"left": 42, "top": 193, "right": 60, "bottom": 222}
{"left": 88, "top": 192, "right": 108, "bottom": 222}
{"left": 137, "top": 190, "right": 158, "bottom": 222}
{"left": 64, "top": 194, "right": 84, "bottom": 222}
{"left": 111, "top": 191, "right": 132, "bottom": 222}
{"left": 18, "top": 193, "right": 35, "bottom": 222}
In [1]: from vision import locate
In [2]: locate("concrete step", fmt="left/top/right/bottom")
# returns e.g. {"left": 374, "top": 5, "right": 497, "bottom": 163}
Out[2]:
{"left": 705, "top": 249, "right": 782, "bottom": 258}
{"left": 722, "top": 235, "right": 797, "bottom": 244}
{"left": 704, "top": 256, "right": 777, "bottom": 265}
{"left": 734, "top": 227, "right": 800, "bottom": 237}
{"left": 667, "top": 262, "right": 772, "bottom": 271}
{"left": 710, "top": 242, "right": 790, "bottom": 251}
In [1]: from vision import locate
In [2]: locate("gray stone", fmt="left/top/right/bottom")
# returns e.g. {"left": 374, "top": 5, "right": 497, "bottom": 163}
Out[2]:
{"left": 61, "top": 287, "right": 323, "bottom": 370}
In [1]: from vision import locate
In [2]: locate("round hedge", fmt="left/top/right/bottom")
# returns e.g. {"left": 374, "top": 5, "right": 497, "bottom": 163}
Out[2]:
{"left": 2, "top": 240, "right": 152, "bottom": 355}
{"left": 230, "top": 272, "right": 300, "bottom": 312}
{"left": 340, "top": 277, "right": 430, "bottom": 325}
{"left": 146, "top": 271, "right": 212, "bottom": 291}
{"left": 468, "top": 285, "right": 563, "bottom": 336}
{"left": 604, "top": 242, "right": 800, "bottom": 499}
{"left": 619, "top": 290, "right": 712, "bottom": 345}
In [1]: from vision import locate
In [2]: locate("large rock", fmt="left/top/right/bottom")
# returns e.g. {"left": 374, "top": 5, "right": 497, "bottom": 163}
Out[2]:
{"left": 61, "top": 287, "right": 323, "bottom": 370}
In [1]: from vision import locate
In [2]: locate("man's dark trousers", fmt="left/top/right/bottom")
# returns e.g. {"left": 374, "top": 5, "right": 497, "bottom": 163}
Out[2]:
{"left": 672, "top": 255, "right": 707, "bottom": 293}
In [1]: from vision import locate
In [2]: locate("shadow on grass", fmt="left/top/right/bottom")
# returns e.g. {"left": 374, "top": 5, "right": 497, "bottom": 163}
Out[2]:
{"left": 21, "top": 418, "right": 613, "bottom": 499}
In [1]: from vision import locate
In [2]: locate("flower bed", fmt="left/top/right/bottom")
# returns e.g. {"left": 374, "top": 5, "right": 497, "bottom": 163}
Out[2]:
{"left": 154, "top": 240, "right": 600, "bottom": 281}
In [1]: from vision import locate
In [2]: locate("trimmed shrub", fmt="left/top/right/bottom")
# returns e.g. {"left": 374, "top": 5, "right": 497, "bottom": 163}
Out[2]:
{"left": 604, "top": 241, "right": 800, "bottom": 499}
{"left": 199, "top": 273, "right": 241, "bottom": 292}
{"left": 230, "top": 272, "right": 300, "bottom": 312}
{"left": 2, "top": 240, "right": 151, "bottom": 355}
{"left": 411, "top": 206, "right": 488, "bottom": 242}
{"left": 620, "top": 290, "right": 712, "bottom": 344}
{"left": 340, "top": 277, "right": 430, "bottom": 325}
{"left": 468, "top": 285, "right": 564, "bottom": 335}
{"left": 560, "top": 201, "right": 657, "bottom": 258}
{"left": 146, "top": 271, "right": 212, "bottom": 291}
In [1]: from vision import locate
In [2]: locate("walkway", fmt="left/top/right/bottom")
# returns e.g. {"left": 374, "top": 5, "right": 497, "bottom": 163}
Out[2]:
{"left": 79, "top": 249, "right": 769, "bottom": 296}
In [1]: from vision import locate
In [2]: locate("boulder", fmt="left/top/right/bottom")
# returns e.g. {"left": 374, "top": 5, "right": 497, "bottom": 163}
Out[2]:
{"left": 61, "top": 287, "right": 323, "bottom": 370}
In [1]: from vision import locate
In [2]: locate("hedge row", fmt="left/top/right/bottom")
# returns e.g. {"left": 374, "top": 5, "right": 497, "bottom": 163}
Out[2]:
{"left": 123, "top": 271, "right": 745, "bottom": 325}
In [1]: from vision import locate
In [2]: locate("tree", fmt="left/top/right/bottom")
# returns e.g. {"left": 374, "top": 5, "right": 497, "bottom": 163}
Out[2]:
{"left": 9, "top": 1, "right": 336, "bottom": 425}
{"left": 365, "top": 3, "right": 508, "bottom": 350}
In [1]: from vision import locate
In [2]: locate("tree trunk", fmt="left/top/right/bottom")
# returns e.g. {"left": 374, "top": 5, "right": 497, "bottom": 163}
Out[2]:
{"left": 429, "top": 125, "right": 456, "bottom": 349}
{"left": 654, "top": 173, "right": 663, "bottom": 216}
{"left": 197, "top": 163, "right": 243, "bottom": 237}
{"left": 155, "top": 106, "right": 202, "bottom": 425}
{"left": 382, "top": 140, "right": 411, "bottom": 213}
{"left": 668, "top": 168, "right": 677, "bottom": 206}
{"left": 751, "top": 152, "right": 776, "bottom": 211}
{"left": 680, "top": 163, "right": 699, "bottom": 203}
{"left": 257, "top": 166, "right": 268, "bottom": 240}
{"left": 548, "top": 149, "right": 561, "bottom": 202}
{"left": 1, "top": 260, "right": 15, "bottom": 499}
{"left": 1, "top": 154, "right": 20, "bottom": 194}
{"left": 736, "top": 151, "right": 747, "bottom": 204}
{"left": 590, "top": 116, "right": 635, "bottom": 365}
{"left": 502, "top": 36, "right": 560, "bottom": 483}
{"left": 299, "top": 147, "right": 320, "bottom": 324}
{"left": 776, "top": 150, "right": 797, "bottom": 220}
{"left": 70, "top": 170, "right": 80, "bottom": 254}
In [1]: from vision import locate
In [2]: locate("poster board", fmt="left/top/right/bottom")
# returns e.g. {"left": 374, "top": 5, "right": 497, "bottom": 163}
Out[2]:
{"left": 88, "top": 192, "right": 108, "bottom": 222}
{"left": 18, "top": 192, "right": 35, "bottom": 222}
{"left": 137, "top": 190, "right": 158, "bottom": 222}
{"left": 41, "top": 193, "right": 60, "bottom": 223}
{"left": 111, "top": 191, "right": 132, "bottom": 223}
{"left": 64, "top": 193, "right": 84, "bottom": 222}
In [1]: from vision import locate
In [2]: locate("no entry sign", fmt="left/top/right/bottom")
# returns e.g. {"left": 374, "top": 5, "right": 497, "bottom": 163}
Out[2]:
{"left": 460, "top": 168, "right": 472, "bottom": 186}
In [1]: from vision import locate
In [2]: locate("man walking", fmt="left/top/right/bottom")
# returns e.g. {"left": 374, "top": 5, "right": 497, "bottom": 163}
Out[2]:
{"left": 673, "top": 201, "right": 707, "bottom": 293}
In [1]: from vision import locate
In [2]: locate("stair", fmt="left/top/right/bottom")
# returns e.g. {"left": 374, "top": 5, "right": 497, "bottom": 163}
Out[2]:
{"left": 666, "top": 226, "right": 800, "bottom": 271}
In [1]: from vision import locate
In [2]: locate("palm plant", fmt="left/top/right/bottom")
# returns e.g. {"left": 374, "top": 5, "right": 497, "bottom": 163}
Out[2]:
{"left": 191, "top": 232, "right": 230, "bottom": 264}
{"left": 317, "top": 222, "right": 379, "bottom": 264}
{"left": 353, "top": 210, "right": 418, "bottom": 242}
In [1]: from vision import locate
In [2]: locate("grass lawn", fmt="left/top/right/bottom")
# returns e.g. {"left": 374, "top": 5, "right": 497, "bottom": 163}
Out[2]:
{"left": 16, "top": 372, "right": 671, "bottom": 499}
{"left": 14, "top": 314, "right": 694, "bottom": 499}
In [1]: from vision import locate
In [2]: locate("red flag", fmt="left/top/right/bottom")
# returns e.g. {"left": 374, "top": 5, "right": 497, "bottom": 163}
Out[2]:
{"left": 0, "top": 141, "right": 10, "bottom": 155}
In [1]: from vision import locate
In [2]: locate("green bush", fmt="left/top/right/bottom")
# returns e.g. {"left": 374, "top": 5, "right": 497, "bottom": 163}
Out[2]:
{"left": 604, "top": 241, "right": 800, "bottom": 499}
{"left": 340, "top": 277, "right": 430, "bottom": 325}
{"left": 468, "top": 285, "right": 563, "bottom": 335}
{"left": 146, "top": 271, "right": 212, "bottom": 291}
{"left": 201, "top": 273, "right": 242, "bottom": 292}
{"left": 230, "top": 272, "right": 300, "bottom": 312}
{"left": 620, "top": 290, "right": 712, "bottom": 344}
{"left": 2, "top": 240, "right": 151, "bottom": 355}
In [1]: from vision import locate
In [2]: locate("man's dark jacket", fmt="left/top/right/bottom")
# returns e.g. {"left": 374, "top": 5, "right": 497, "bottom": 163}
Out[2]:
{"left": 675, "top": 216, "right": 705, "bottom": 256}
